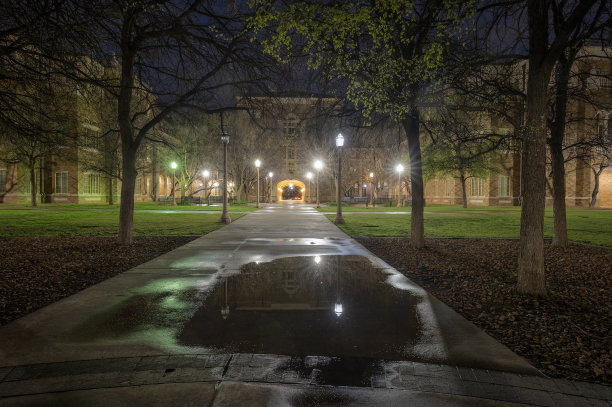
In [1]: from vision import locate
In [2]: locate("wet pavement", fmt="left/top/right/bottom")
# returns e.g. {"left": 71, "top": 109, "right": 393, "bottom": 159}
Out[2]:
{"left": 0, "top": 202, "right": 610, "bottom": 406}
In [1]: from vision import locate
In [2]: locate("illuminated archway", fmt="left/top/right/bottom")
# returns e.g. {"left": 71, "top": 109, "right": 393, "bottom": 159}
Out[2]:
{"left": 277, "top": 179, "right": 306, "bottom": 202}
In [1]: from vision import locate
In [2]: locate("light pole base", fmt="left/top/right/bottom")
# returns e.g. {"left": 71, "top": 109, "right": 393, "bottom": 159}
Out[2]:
{"left": 334, "top": 216, "right": 345, "bottom": 224}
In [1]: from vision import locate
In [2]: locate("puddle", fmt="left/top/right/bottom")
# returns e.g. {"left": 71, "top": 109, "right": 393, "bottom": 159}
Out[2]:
{"left": 178, "top": 256, "right": 424, "bottom": 360}
{"left": 72, "top": 256, "right": 446, "bottom": 363}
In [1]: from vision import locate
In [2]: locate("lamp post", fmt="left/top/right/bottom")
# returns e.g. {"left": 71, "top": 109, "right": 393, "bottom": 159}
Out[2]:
{"left": 306, "top": 172, "right": 313, "bottom": 204}
{"left": 396, "top": 164, "right": 404, "bottom": 207}
{"left": 221, "top": 133, "right": 231, "bottom": 223}
{"left": 202, "top": 170, "right": 210, "bottom": 204}
{"left": 171, "top": 161, "right": 177, "bottom": 206}
{"left": 314, "top": 160, "right": 323, "bottom": 208}
{"left": 268, "top": 172, "right": 274, "bottom": 203}
{"left": 369, "top": 172, "right": 374, "bottom": 207}
{"left": 334, "top": 133, "right": 345, "bottom": 224}
{"left": 254, "top": 159, "right": 261, "bottom": 208}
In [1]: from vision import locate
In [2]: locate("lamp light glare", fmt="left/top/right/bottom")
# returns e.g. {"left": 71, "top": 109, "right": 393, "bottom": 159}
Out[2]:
{"left": 255, "top": 159, "right": 261, "bottom": 168}
{"left": 336, "top": 133, "right": 344, "bottom": 147}
{"left": 334, "top": 303, "right": 343, "bottom": 316}
{"left": 171, "top": 162, "right": 177, "bottom": 169}
{"left": 396, "top": 164, "right": 404, "bottom": 173}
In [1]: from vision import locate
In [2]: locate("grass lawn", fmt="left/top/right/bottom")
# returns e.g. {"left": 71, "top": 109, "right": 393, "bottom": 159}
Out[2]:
{"left": 325, "top": 209, "right": 612, "bottom": 247}
{"left": 0, "top": 209, "right": 246, "bottom": 237}
{"left": 317, "top": 203, "right": 612, "bottom": 212}
{"left": 0, "top": 201, "right": 259, "bottom": 212}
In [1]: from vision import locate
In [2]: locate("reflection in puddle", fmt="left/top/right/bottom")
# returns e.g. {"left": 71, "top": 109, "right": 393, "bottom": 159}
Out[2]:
{"left": 179, "top": 256, "right": 426, "bottom": 361}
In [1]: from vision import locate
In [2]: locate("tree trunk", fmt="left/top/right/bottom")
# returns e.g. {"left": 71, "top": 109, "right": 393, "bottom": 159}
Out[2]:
{"left": 518, "top": 0, "right": 552, "bottom": 296}
{"left": 402, "top": 108, "right": 424, "bottom": 248}
{"left": 117, "top": 27, "right": 136, "bottom": 245}
{"left": 119, "top": 150, "right": 136, "bottom": 244}
{"left": 29, "top": 166, "right": 37, "bottom": 207}
{"left": 549, "top": 50, "right": 573, "bottom": 247}
{"left": 550, "top": 143, "right": 567, "bottom": 246}
{"left": 460, "top": 173, "right": 467, "bottom": 208}
{"left": 108, "top": 175, "right": 114, "bottom": 205}
{"left": 151, "top": 147, "right": 158, "bottom": 202}
{"left": 590, "top": 168, "right": 601, "bottom": 208}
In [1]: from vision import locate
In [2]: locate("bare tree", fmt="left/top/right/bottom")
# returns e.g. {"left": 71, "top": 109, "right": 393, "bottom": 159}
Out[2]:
{"left": 19, "top": 0, "right": 275, "bottom": 243}
{"left": 423, "top": 107, "right": 505, "bottom": 208}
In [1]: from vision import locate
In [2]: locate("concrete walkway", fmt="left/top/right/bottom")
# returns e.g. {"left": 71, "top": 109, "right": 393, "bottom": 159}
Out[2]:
{"left": 0, "top": 203, "right": 609, "bottom": 406}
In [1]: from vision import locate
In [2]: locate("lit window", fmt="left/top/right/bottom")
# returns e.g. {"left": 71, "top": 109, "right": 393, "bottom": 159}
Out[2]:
{"left": 55, "top": 172, "right": 68, "bottom": 194}
{"left": 471, "top": 177, "right": 485, "bottom": 197}
{"left": 83, "top": 173, "right": 100, "bottom": 194}
{"left": 283, "top": 118, "right": 299, "bottom": 140}
{"left": 498, "top": 175, "right": 510, "bottom": 197}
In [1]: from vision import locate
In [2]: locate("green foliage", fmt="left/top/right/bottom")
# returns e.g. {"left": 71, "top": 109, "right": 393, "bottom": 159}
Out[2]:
{"left": 250, "top": 0, "right": 476, "bottom": 122}
{"left": 422, "top": 107, "right": 504, "bottom": 181}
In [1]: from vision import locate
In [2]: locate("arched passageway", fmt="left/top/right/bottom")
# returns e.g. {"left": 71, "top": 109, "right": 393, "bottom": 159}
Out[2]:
{"left": 277, "top": 180, "right": 306, "bottom": 202}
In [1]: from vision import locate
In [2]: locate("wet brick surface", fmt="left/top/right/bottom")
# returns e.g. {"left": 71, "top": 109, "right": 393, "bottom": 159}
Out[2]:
{"left": 0, "top": 353, "right": 610, "bottom": 406}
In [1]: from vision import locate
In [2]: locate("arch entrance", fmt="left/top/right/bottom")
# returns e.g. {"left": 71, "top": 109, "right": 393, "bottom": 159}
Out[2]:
{"left": 277, "top": 180, "right": 306, "bottom": 202}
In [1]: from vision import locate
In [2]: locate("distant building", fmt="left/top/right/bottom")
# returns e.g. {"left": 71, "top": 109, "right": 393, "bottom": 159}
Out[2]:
{"left": 1, "top": 48, "right": 610, "bottom": 207}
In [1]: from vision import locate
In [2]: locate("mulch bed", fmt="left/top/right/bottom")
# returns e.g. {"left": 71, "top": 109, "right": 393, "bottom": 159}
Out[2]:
{"left": 0, "top": 236, "right": 197, "bottom": 327}
{"left": 0, "top": 236, "right": 609, "bottom": 385}
{"left": 357, "top": 237, "right": 611, "bottom": 385}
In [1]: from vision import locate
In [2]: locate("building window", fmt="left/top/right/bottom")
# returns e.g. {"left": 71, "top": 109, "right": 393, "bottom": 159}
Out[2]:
{"left": 445, "top": 179, "right": 451, "bottom": 196}
{"left": 471, "top": 177, "right": 485, "bottom": 197}
{"left": 0, "top": 169, "right": 6, "bottom": 193}
{"left": 55, "top": 172, "right": 68, "bottom": 194}
{"left": 434, "top": 179, "right": 439, "bottom": 196}
{"left": 599, "top": 71, "right": 611, "bottom": 88}
{"left": 136, "top": 177, "right": 143, "bottom": 195}
{"left": 597, "top": 116, "right": 608, "bottom": 139}
{"left": 83, "top": 173, "right": 100, "bottom": 194}
{"left": 283, "top": 118, "right": 298, "bottom": 140}
{"left": 498, "top": 175, "right": 510, "bottom": 197}
{"left": 82, "top": 124, "right": 100, "bottom": 149}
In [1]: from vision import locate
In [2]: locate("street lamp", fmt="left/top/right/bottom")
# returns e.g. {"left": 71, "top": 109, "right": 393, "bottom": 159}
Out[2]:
{"left": 306, "top": 172, "right": 313, "bottom": 204}
{"left": 369, "top": 172, "right": 374, "bottom": 207}
{"left": 396, "top": 163, "right": 404, "bottom": 207}
{"left": 314, "top": 159, "right": 323, "bottom": 208}
{"left": 334, "top": 133, "right": 345, "bottom": 224}
{"left": 255, "top": 159, "right": 261, "bottom": 208}
{"left": 171, "top": 161, "right": 177, "bottom": 206}
{"left": 268, "top": 171, "right": 274, "bottom": 203}
{"left": 221, "top": 133, "right": 231, "bottom": 223}
{"left": 202, "top": 170, "right": 210, "bottom": 203}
